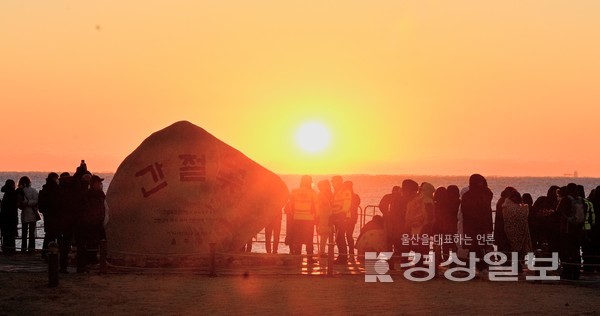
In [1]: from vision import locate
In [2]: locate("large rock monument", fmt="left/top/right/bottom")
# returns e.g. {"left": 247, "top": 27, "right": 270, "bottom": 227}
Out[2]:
{"left": 106, "top": 121, "right": 289, "bottom": 264}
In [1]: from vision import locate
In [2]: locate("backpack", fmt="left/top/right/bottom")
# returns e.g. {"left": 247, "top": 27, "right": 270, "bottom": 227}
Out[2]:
{"left": 584, "top": 199, "right": 596, "bottom": 231}
{"left": 569, "top": 196, "right": 586, "bottom": 226}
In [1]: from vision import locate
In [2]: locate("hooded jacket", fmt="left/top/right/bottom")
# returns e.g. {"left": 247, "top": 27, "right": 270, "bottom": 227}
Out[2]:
{"left": 461, "top": 174, "right": 493, "bottom": 237}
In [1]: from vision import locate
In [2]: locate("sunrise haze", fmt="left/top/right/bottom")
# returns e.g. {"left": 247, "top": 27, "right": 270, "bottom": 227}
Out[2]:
{"left": 2, "top": 1, "right": 599, "bottom": 176}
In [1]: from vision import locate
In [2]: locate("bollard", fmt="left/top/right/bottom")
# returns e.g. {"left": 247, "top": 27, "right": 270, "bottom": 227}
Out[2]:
{"left": 99, "top": 240, "right": 108, "bottom": 275}
{"left": 209, "top": 243, "right": 217, "bottom": 277}
{"left": 48, "top": 242, "right": 59, "bottom": 288}
{"left": 327, "top": 230, "right": 334, "bottom": 277}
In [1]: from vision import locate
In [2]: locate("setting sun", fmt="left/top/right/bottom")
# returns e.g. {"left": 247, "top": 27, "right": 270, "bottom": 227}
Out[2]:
{"left": 295, "top": 121, "right": 331, "bottom": 154}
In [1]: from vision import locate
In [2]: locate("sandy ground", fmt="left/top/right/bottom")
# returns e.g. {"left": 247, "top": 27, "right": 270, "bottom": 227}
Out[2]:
{"left": 1, "top": 254, "right": 600, "bottom": 315}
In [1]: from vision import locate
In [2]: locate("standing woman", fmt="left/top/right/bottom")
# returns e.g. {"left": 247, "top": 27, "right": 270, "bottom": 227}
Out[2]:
{"left": 460, "top": 174, "right": 493, "bottom": 272}
{"left": 316, "top": 180, "right": 333, "bottom": 258}
{"left": 503, "top": 190, "right": 532, "bottom": 273}
{"left": 1, "top": 179, "right": 18, "bottom": 255}
{"left": 17, "top": 176, "right": 39, "bottom": 253}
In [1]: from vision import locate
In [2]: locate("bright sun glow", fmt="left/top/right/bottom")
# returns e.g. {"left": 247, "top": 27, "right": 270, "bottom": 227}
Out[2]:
{"left": 295, "top": 121, "right": 331, "bottom": 154}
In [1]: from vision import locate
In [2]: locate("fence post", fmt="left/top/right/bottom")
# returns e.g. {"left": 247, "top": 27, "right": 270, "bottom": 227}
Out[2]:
{"left": 99, "top": 239, "right": 107, "bottom": 274}
{"left": 48, "top": 242, "right": 59, "bottom": 287}
{"left": 209, "top": 243, "right": 217, "bottom": 277}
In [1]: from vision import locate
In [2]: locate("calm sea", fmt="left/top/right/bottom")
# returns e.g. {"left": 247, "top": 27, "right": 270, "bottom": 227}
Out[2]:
{"left": 1, "top": 172, "right": 598, "bottom": 252}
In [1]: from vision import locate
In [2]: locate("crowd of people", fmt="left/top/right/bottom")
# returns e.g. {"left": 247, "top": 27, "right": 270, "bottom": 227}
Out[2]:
{"left": 0, "top": 161, "right": 106, "bottom": 273}
{"left": 283, "top": 175, "right": 360, "bottom": 264}
{"left": 381, "top": 174, "right": 600, "bottom": 280}
{"left": 2, "top": 169, "right": 600, "bottom": 280}
{"left": 283, "top": 173, "right": 599, "bottom": 280}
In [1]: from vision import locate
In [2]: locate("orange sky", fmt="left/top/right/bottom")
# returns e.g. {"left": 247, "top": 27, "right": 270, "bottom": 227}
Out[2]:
{"left": 1, "top": 1, "right": 600, "bottom": 176}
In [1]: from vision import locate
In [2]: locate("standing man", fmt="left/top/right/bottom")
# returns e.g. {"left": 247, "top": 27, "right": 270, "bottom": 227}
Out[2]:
{"left": 344, "top": 181, "right": 360, "bottom": 261}
{"left": 58, "top": 172, "right": 76, "bottom": 273}
{"left": 331, "top": 175, "right": 352, "bottom": 264}
{"left": 86, "top": 176, "right": 107, "bottom": 265}
{"left": 288, "top": 175, "right": 317, "bottom": 262}
{"left": 38, "top": 172, "right": 61, "bottom": 260}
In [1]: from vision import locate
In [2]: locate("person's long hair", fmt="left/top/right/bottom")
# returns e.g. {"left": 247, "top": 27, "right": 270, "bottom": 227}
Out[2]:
{"left": 18, "top": 176, "right": 31, "bottom": 188}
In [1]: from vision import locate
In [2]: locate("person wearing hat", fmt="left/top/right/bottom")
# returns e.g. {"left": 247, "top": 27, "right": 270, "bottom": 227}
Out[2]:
{"left": 57, "top": 172, "right": 76, "bottom": 273}
{"left": 1, "top": 179, "right": 18, "bottom": 255}
{"left": 76, "top": 174, "right": 106, "bottom": 272}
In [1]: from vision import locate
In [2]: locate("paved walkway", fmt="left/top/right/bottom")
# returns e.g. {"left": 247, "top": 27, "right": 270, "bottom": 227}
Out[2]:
{"left": 0, "top": 253, "right": 47, "bottom": 273}
{"left": 2, "top": 251, "right": 600, "bottom": 287}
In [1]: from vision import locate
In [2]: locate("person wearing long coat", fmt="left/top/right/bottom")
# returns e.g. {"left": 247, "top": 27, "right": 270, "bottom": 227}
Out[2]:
{"left": 503, "top": 190, "right": 532, "bottom": 273}
{"left": 1, "top": 180, "right": 18, "bottom": 255}
{"left": 460, "top": 174, "right": 493, "bottom": 271}
{"left": 17, "top": 176, "right": 39, "bottom": 253}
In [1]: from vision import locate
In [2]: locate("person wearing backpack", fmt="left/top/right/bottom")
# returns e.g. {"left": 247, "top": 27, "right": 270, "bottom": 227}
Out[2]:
{"left": 557, "top": 184, "right": 584, "bottom": 280}
{"left": 579, "top": 185, "right": 596, "bottom": 273}
{"left": 590, "top": 186, "right": 600, "bottom": 273}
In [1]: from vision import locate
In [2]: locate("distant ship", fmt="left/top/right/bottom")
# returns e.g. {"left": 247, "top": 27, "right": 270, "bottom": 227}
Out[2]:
{"left": 563, "top": 170, "right": 579, "bottom": 178}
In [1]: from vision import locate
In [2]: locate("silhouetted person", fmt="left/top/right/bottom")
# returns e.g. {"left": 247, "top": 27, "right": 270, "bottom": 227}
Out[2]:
{"left": 331, "top": 175, "right": 352, "bottom": 264}
{"left": 495, "top": 187, "right": 516, "bottom": 255}
{"left": 460, "top": 174, "right": 493, "bottom": 272}
{"left": 578, "top": 185, "right": 596, "bottom": 273}
{"left": 503, "top": 190, "right": 532, "bottom": 273}
{"left": 38, "top": 172, "right": 61, "bottom": 260}
{"left": 557, "top": 183, "right": 583, "bottom": 280}
{"left": 433, "top": 186, "right": 446, "bottom": 263}
{"left": 379, "top": 186, "right": 400, "bottom": 219}
{"left": 264, "top": 208, "right": 282, "bottom": 254}
{"left": 544, "top": 185, "right": 561, "bottom": 253}
{"left": 522, "top": 193, "right": 533, "bottom": 209}
{"left": 405, "top": 182, "right": 435, "bottom": 268}
{"left": 287, "top": 175, "right": 317, "bottom": 261}
{"left": 437, "top": 185, "right": 460, "bottom": 261}
{"left": 316, "top": 180, "right": 333, "bottom": 258}
{"left": 76, "top": 175, "right": 106, "bottom": 272}
{"left": 344, "top": 181, "right": 360, "bottom": 260}
{"left": 58, "top": 172, "right": 77, "bottom": 273}
{"left": 1, "top": 180, "right": 18, "bottom": 255}
{"left": 74, "top": 172, "right": 91, "bottom": 272}
{"left": 388, "top": 179, "right": 419, "bottom": 268}
{"left": 17, "top": 176, "right": 39, "bottom": 253}
{"left": 530, "top": 195, "right": 547, "bottom": 250}
{"left": 379, "top": 186, "right": 400, "bottom": 252}
{"left": 588, "top": 186, "right": 600, "bottom": 272}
